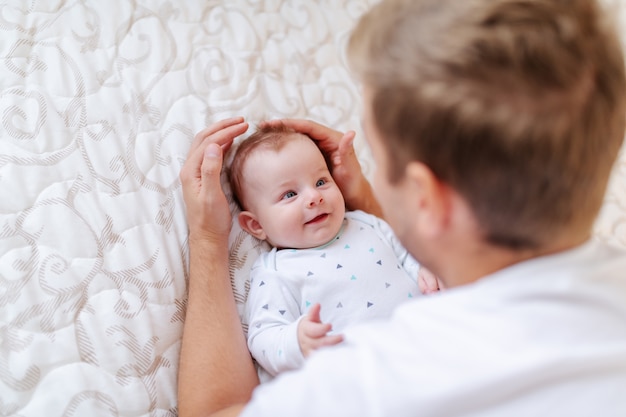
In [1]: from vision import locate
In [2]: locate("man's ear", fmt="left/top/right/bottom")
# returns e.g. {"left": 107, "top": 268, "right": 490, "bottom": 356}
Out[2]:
{"left": 404, "top": 161, "right": 449, "bottom": 238}
{"left": 238, "top": 211, "right": 267, "bottom": 241}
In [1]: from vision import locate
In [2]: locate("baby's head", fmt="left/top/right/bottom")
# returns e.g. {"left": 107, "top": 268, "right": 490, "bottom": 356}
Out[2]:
{"left": 229, "top": 124, "right": 346, "bottom": 249}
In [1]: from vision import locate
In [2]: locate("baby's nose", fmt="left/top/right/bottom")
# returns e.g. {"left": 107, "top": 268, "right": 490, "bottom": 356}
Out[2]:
{"left": 307, "top": 190, "right": 324, "bottom": 207}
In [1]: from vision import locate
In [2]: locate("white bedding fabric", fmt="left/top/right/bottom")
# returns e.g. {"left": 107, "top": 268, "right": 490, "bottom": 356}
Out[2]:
{"left": 0, "top": 1, "right": 625, "bottom": 416}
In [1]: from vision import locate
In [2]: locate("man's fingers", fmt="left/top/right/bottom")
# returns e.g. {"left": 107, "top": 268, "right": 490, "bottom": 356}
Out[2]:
{"left": 338, "top": 131, "right": 356, "bottom": 156}
{"left": 188, "top": 117, "right": 247, "bottom": 156}
{"left": 201, "top": 143, "right": 223, "bottom": 188}
{"left": 185, "top": 121, "right": 248, "bottom": 182}
{"left": 190, "top": 117, "right": 244, "bottom": 151}
{"left": 197, "top": 142, "right": 233, "bottom": 237}
{"left": 274, "top": 119, "right": 341, "bottom": 142}
{"left": 334, "top": 131, "right": 357, "bottom": 166}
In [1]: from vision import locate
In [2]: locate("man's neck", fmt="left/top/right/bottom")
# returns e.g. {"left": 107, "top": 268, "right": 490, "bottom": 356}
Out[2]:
{"left": 436, "top": 232, "right": 591, "bottom": 289}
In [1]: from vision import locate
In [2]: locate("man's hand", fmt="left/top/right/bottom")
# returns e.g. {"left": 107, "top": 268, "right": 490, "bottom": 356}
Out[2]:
{"left": 297, "top": 303, "right": 344, "bottom": 358}
{"left": 178, "top": 117, "right": 258, "bottom": 417}
{"left": 180, "top": 117, "right": 249, "bottom": 243}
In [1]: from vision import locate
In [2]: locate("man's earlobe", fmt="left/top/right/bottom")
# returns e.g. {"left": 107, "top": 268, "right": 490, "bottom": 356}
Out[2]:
{"left": 238, "top": 211, "right": 267, "bottom": 240}
{"left": 405, "top": 161, "right": 448, "bottom": 237}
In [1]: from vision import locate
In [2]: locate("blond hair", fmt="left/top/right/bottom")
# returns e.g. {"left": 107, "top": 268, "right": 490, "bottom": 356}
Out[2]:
{"left": 348, "top": 0, "right": 626, "bottom": 248}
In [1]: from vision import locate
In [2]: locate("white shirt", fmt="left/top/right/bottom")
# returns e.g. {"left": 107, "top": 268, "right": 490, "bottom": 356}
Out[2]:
{"left": 246, "top": 210, "right": 420, "bottom": 377}
{"left": 241, "top": 239, "right": 626, "bottom": 417}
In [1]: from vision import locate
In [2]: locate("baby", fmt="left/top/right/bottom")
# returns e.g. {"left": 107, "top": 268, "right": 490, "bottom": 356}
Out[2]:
{"left": 229, "top": 123, "right": 434, "bottom": 380}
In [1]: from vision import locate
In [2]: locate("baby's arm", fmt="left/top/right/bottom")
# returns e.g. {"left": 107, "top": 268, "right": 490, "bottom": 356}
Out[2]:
{"left": 246, "top": 278, "right": 302, "bottom": 376}
{"left": 297, "top": 303, "right": 344, "bottom": 358}
{"left": 349, "top": 211, "right": 444, "bottom": 294}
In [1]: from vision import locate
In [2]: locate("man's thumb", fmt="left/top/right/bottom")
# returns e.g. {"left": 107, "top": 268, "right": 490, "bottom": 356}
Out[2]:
{"left": 202, "top": 143, "right": 223, "bottom": 186}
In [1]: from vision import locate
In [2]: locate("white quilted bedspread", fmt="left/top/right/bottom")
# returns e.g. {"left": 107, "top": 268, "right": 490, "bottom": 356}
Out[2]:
{"left": 1, "top": 1, "right": 625, "bottom": 416}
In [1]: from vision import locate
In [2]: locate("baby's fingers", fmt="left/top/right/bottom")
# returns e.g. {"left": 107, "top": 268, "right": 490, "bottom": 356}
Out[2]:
{"left": 418, "top": 267, "right": 441, "bottom": 294}
{"left": 316, "top": 333, "right": 344, "bottom": 349}
{"left": 301, "top": 320, "right": 332, "bottom": 338}
{"left": 301, "top": 331, "right": 344, "bottom": 357}
{"left": 306, "top": 303, "right": 323, "bottom": 324}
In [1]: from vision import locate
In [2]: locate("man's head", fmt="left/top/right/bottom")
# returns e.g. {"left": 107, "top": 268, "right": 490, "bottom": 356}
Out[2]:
{"left": 228, "top": 124, "right": 346, "bottom": 249}
{"left": 348, "top": 0, "right": 626, "bottom": 250}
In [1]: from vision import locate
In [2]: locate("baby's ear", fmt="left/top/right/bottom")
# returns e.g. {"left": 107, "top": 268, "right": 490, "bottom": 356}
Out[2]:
{"left": 238, "top": 211, "right": 267, "bottom": 241}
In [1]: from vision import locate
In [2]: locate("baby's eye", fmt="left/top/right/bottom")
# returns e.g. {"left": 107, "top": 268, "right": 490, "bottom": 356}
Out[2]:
{"left": 316, "top": 179, "right": 327, "bottom": 187}
{"left": 282, "top": 191, "right": 297, "bottom": 200}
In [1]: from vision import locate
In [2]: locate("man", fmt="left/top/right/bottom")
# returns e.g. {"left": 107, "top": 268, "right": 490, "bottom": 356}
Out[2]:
{"left": 178, "top": 0, "right": 626, "bottom": 415}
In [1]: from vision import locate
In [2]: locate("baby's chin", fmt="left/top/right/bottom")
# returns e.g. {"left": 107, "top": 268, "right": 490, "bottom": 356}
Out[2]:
{"left": 274, "top": 228, "right": 342, "bottom": 250}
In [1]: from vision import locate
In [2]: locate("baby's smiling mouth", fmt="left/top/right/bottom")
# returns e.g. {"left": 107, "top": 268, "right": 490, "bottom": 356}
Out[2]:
{"left": 305, "top": 213, "right": 329, "bottom": 225}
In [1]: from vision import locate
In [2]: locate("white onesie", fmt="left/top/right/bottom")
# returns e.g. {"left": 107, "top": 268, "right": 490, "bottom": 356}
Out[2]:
{"left": 245, "top": 210, "right": 420, "bottom": 379}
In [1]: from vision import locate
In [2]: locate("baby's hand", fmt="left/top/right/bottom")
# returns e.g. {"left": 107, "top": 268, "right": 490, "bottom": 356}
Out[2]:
{"left": 418, "top": 267, "right": 445, "bottom": 294}
{"left": 297, "top": 303, "right": 344, "bottom": 357}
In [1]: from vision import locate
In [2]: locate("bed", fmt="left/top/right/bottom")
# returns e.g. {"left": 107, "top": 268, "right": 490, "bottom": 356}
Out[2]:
{"left": 1, "top": 1, "right": 625, "bottom": 416}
